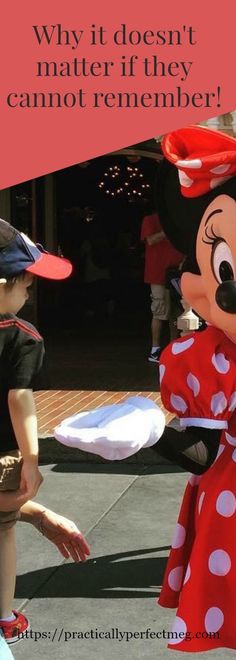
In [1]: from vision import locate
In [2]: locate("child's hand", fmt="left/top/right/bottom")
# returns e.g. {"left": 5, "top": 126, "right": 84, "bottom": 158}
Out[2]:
{"left": 35, "top": 509, "right": 91, "bottom": 562}
{"left": 20, "top": 460, "right": 43, "bottom": 499}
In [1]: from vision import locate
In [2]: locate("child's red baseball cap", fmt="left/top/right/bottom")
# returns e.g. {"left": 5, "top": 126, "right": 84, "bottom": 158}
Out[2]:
{"left": 0, "top": 218, "right": 72, "bottom": 280}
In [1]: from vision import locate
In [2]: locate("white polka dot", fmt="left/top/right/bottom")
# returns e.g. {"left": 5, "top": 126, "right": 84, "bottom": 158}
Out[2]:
{"left": 210, "top": 176, "right": 231, "bottom": 189}
{"left": 211, "top": 352, "right": 230, "bottom": 374}
{"left": 210, "top": 164, "right": 231, "bottom": 175}
{"left": 214, "top": 444, "right": 225, "bottom": 461}
{"left": 205, "top": 607, "right": 224, "bottom": 633}
{"left": 187, "top": 372, "right": 200, "bottom": 397}
{"left": 168, "top": 566, "right": 184, "bottom": 591}
{"left": 169, "top": 616, "right": 187, "bottom": 645}
{"left": 198, "top": 491, "right": 205, "bottom": 514}
{"left": 232, "top": 448, "right": 236, "bottom": 462}
{"left": 176, "top": 158, "right": 202, "bottom": 169}
{"left": 228, "top": 392, "right": 236, "bottom": 412}
{"left": 178, "top": 170, "right": 194, "bottom": 187}
{"left": 216, "top": 490, "right": 236, "bottom": 517}
{"left": 183, "top": 563, "right": 191, "bottom": 584}
{"left": 170, "top": 394, "right": 187, "bottom": 414}
{"left": 211, "top": 392, "right": 227, "bottom": 416}
{"left": 208, "top": 549, "right": 231, "bottom": 576}
{"left": 172, "top": 337, "right": 194, "bottom": 355}
{"left": 172, "top": 523, "right": 186, "bottom": 549}
{"left": 225, "top": 432, "right": 236, "bottom": 446}
{"left": 159, "top": 364, "right": 165, "bottom": 384}
{"left": 188, "top": 474, "right": 201, "bottom": 486}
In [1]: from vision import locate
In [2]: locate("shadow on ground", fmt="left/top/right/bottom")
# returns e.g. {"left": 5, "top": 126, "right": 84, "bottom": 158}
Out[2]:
{"left": 16, "top": 547, "right": 169, "bottom": 600}
{"left": 50, "top": 463, "right": 184, "bottom": 475}
{"left": 39, "top": 435, "right": 185, "bottom": 473}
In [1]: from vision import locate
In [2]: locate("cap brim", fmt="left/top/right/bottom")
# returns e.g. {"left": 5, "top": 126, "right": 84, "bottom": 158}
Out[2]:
{"left": 26, "top": 253, "right": 72, "bottom": 280}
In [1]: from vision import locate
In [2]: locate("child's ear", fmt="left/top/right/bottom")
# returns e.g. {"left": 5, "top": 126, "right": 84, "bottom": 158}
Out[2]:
{"left": 181, "top": 272, "right": 211, "bottom": 320}
{"left": 0, "top": 279, "right": 7, "bottom": 302}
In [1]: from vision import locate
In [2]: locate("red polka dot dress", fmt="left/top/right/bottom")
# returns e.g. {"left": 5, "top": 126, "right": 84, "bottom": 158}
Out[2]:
{"left": 158, "top": 326, "right": 236, "bottom": 652}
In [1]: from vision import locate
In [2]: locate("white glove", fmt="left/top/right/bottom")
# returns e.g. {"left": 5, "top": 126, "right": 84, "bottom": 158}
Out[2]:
{"left": 54, "top": 396, "right": 165, "bottom": 460}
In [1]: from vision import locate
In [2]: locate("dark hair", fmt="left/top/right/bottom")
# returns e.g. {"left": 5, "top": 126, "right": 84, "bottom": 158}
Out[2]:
{"left": 5, "top": 271, "right": 26, "bottom": 290}
{"left": 155, "top": 158, "right": 236, "bottom": 272}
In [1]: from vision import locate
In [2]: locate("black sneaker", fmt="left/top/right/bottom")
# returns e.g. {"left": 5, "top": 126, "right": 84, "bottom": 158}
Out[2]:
{"left": 148, "top": 349, "right": 160, "bottom": 363}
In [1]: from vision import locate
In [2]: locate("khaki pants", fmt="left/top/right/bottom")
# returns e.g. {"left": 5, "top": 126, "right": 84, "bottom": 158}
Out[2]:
{"left": 0, "top": 450, "right": 22, "bottom": 529}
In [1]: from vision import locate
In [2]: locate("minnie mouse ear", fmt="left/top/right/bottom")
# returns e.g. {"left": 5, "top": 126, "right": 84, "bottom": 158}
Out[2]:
{"left": 155, "top": 159, "right": 202, "bottom": 255}
{"left": 162, "top": 126, "right": 236, "bottom": 197}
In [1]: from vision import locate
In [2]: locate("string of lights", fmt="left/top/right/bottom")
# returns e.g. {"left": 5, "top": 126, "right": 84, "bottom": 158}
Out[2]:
{"left": 98, "top": 165, "right": 150, "bottom": 200}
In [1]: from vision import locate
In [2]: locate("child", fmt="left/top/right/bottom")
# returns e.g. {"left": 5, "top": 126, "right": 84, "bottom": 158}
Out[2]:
{"left": 0, "top": 217, "right": 72, "bottom": 645}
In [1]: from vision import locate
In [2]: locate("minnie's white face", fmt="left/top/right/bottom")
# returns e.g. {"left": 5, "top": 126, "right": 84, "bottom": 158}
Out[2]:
{"left": 181, "top": 194, "right": 236, "bottom": 340}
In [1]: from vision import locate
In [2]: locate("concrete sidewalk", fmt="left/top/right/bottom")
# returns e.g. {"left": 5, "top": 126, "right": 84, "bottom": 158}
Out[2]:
{"left": 11, "top": 462, "right": 228, "bottom": 660}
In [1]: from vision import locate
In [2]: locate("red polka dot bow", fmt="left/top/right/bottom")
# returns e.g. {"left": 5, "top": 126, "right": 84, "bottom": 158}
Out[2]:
{"left": 162, "top": 126, "right": 236, "bottom": 198}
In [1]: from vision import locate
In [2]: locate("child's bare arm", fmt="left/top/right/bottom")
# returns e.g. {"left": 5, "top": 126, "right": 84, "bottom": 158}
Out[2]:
{"left": 8, "top": 389, "right": 38, "bottom": 459}
{"left": 8, "top": 389, "right": 43, "bottom": 499}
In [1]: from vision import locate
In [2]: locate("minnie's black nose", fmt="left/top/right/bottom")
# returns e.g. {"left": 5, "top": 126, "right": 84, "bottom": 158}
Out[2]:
{"left": 216, "top": 281, "right": 236, "bottom": 313}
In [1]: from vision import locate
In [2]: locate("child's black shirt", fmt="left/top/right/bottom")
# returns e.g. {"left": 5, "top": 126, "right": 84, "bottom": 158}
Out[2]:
{"left": 0, "top": 313, "right": 45, "bottom": 451}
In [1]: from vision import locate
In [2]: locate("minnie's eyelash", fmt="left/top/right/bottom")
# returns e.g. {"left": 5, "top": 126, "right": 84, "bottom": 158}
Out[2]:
{"left": 202, "top": 223, "right": 222, "bottom": 245}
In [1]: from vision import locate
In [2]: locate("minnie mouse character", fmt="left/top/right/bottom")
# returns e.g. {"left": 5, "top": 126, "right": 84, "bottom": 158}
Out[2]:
{"left": 153, "top": 125, "right": 236, "bottom": 652}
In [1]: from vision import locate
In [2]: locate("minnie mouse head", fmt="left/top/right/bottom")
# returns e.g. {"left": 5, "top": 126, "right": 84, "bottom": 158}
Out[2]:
{"left": 157, "top": 125, "right": 236, "bottom": 341}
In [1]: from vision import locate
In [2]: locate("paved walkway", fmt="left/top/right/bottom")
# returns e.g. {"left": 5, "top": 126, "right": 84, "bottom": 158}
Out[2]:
{"left": 12, "top": 462, "right": 228, "bottom": 660}
{"left": 10, "top": 331, "right": 228, "bottom": 659}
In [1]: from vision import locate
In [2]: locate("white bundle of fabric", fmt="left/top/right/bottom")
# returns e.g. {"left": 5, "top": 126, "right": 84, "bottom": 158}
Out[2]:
{"left": 54, "top": 396, "right": 165, "bottom": 460}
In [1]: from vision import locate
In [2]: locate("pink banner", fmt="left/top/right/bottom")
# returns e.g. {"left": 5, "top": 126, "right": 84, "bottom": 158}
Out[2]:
{"left": 1, "top": 0, "right": 235, "bottom": 188}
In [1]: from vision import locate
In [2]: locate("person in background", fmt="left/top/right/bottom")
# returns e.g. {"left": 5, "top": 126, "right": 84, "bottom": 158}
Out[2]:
{"left": 80, "top": 212, "right": 114, "bottom": 319}
{"left": 141, "top": 207, "right": 183, "bottom": 362}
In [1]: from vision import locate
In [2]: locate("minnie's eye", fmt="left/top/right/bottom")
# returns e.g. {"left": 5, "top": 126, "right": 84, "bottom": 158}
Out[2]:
{"left": 212, "top": 240, "right": 235, "bottom": 283}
